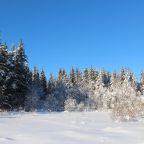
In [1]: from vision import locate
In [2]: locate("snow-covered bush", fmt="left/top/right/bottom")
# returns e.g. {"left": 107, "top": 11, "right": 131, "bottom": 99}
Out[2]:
{"left": 64, "top": 98, "right": 85, "bottom": 112}
{"left": 111, "top": 81, "right": 141, "bottom": 121}
{"left": 64, "top": 98, "right": 77, "bottom": 112}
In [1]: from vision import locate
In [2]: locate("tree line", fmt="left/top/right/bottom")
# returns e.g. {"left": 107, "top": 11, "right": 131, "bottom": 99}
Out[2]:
{"left": 0, "top": 40, "right": 144, "bottom": 120}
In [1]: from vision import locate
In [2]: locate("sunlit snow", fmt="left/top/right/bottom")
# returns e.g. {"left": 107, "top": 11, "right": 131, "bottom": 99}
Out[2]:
{"left": 0, "top": 112, "right": 144, "bottom": 144}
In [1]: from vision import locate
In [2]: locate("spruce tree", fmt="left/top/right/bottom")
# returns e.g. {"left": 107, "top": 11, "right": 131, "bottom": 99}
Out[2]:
{"left": 12, "top": 41, "right": 29, "bottom": 109}
{"left": 0, "top": 43, "right": 9, "bottom": 109}
{"left": 25, "top": 71, "right": 36, "bottom": 111}
{"left": 89, "top": 67, "right": 95, "bottom": 81}
{"left": 58, "top": 68, "right": 63, "bottom": 81}
{"left": 47, "top": 74, "right": 56, "bottom": 95}
{"left": 120, "top": 68, "right": 125, "bottom": 83}
{"left": 40, "top": 69, "right": 47, "bottom": 101}
{"left": 75, "top": 68, "right": 83, "bottom": 86}
{"left": 69, "top": 68, "right": 76, "bottom": 86}
{"left": 84, "top": 68, "right": 89, "bottom": 84}
{"left": 32, "top": 66, "right": 43, "bottom": 108}
{"left": 140, "top": 72, "right": 144, "bottom": 95}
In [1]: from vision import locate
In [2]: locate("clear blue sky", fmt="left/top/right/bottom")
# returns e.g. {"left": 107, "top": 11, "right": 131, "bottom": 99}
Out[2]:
{"left": 0, "top": 0, "right": 144, "bottom": 78}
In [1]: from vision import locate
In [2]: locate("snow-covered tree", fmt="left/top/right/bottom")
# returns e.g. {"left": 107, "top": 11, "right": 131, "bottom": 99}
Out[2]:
{"left": 69, "top": 68, "right": 76, "bottom": 86}
{"left": 39, "top": 69, "right": 47, "bottom": 100}
{"left": 25, "top": 90, "right": 39, "bottom": 112}
{"left": 120, "top": 68, "right": 125, "bottom": 83}
{"left": 58, "top": 68, "right": 63, "bottom": 81}
{"left": 111, "top": 71, "right": 142, "bottom": 121}
{"left": 12, "top": 41, "right": 29, "bottom": 109}
{"left": 75, "top": 68, "right": 83, "bottom": 86}
{"left": 64, "top": 98, "right": 77, "bottom": 111}
{"left": 140, "top": 72, "right": 144, "bottom": 95}
{"left": 0, "top": 43, "right": 10, "bottom": 109}
{"left": 83, "top": 68, "right": 89, "bottom": 84}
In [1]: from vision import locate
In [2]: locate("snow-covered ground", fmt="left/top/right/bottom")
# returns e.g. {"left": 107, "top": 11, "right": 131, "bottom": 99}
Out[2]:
{"left": 0, "top": 112, "right": 144, "bottom": 144}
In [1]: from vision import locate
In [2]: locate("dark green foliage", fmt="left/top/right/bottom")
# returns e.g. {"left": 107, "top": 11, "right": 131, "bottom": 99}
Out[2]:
{"left": 69, "top": 68, "right": 76, "bottom": 86}
{"left": 84, "top": 68, "right": 89, "bottom": 84}
{"left": 11, "top": 41, "right": 29, "bottom": 109}
{"left": 0, "top": 43, "right": 10, "bottom": 109}
{"left": 40, "top": 69, "right": 47, "bottom": 100}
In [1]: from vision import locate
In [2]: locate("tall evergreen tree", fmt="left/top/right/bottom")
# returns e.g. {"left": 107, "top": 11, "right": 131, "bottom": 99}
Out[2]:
{"left": 57, "top": 68, "right": 68, "bottom": 86}
{"left": 75, "top": 68, "right": 83, "bottom": 86}
{"left": 120, "top": 68, "right": 125, "bottom": 83}
{"left": 140, "top": 72, "right": 144, "bottom": 95}
{"left": 40, "top": 69, "right": 47, "bottom": 101}
{"left": 0, "top": 43, "right": 9, "bottom": 109}
{"left": 69, "top": 68, "right": 76, "bottom": 86}
{"left": 12, "top": 41, "right": 29, "bottom": 109}
{"left": 84, "top": 68, "right": 89, "bottom": 84}
{"left": 89, "top": 67, "right": 95, "bottom": 81}
{"left": 58, "top": 68, "right": 63, "bottom": 81}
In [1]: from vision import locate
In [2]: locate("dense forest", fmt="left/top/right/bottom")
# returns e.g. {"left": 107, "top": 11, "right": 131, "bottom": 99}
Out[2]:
{"left": 0, "top": 40, "right": 144, "bottom": 120}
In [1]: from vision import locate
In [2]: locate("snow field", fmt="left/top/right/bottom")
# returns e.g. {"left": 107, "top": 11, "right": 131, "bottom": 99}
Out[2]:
{"left": 0, "top": 112, "right": 144, "bottom": 144}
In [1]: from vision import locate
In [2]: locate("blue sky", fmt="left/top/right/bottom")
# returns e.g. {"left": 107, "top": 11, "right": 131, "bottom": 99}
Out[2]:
{"left": 0, "top": 0, "right": 144, "bottom": 78}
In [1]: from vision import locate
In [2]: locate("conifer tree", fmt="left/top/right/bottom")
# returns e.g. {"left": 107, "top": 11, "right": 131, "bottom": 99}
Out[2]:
{"left": 69, "top": 68, "right": 76, "bottom": 86}
{"left": 12, "top": 41, "right": 29, "bottom": 109}
{"left": 128, "top": 71, "right": 136, "bottom": 90}
{"left": 0, "top": 43, "right": 9, "bottom": 109}
{"left": 25, "top": 71, "right": 36, "bottom": 111}
{"left": 47, "top": 74, "right": 56, "bottom": 95}
{"left": 89, "top": 67, "right": 95, "bottom": 81}
{"left": 110, "top": 70, "right": 118, "bottom": 88}
{"left": 75, "top": 68, "right": 83, "bottom": 86}
{"left": 140, "top": 72, "right": 144, "bottom": 95}
{"left": 61, "top": 69, "right": 68, "bottom": 85}
{"left": 100, "top": 69, "right": 109, "bottom": 87}
{"left": 40, "top": 69, "right": 47, "bottom": 101}
{"left": 32, "top": 66, "right": 43, "bottom": 105}
{"left": 105, "top": 72, "right": 111, "bottom": 87}
{"left": 120, "top": 68, "right": 125, "bottom": 83}
{"left": 58, "top": 68, "right": 63, "bottom": 81}
{"left": 84, "top": 68, "right": 89, "bottom": 84}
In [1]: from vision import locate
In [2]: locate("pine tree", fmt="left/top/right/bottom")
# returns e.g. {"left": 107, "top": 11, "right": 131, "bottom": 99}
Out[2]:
{"left": 69, "top": 68, "right": 76, "bottom": 86}
{"left": 128, "top": 71, "right": 136, "bottom": 90}
{"left": 33, "top": 65, "right": 39, "bottom": 84}
{"left": 47, "top": 74, "right": 56, "bottom": 95}
{"left": 25, "top": 71, "right": 36, "bottom": 111}
{"left": 120, "top": 68, "right": 125, "bottom": 83}
{"left": 31, "top": 66, "right": 43, "bottom": 109}
{"left": 45, "top": 74, "right": 56, "bottom": 111}
{"left": 0, "top": 43, "right": 10, "bottom": 109}
{"left": 46, "top": 74, "right": 67, "bottom": 111}
{"left": 75, "top": 68, "right": 83, "bottom": 86}
{"left": 140, "top": 72, "right": 144, "bottom": 95}
{"left": 84, "top": 68, "right": 89, "bottom": 84}
{"left": 40, "top": 69, "right": 47, "bottom": 101}
{"left": 61, "top": 69, "right": 69, "bottom": 85}
{"left": 12, "top": 41, "right": 29, "bottom": 109}
{"left": 101, "top": 69, "right": 109, "bottom": 87}
{"left": 106, "top": 72, "right": 111, "bottom": 87}
{"left": 94, "top": 70, "right": 106, "bottom": 109}
{"left": 58, "top": 68, "right": 63, "bottom": 81}
{"left": 89, "top": 67, "right": 95, "bottom": 81}
{"left": 110, "top": 70, "right": 118, "bottom": 88}
{"left": 7, "top": 48, "right": 18, "bottom": 110}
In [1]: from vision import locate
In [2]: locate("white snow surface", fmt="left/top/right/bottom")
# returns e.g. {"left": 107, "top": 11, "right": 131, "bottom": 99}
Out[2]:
{"left": 0, "top": 112, "right": 144, "bottom": 144}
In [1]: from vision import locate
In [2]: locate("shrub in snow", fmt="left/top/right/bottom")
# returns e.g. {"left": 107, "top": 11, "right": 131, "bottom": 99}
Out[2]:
{"left": 111, "top": 82, "right": 142, "bottom": 121}
{"left": 76, "top": 102, "right": 85, "bottom": 111}
{"left": 64, "top": 98, "right": 77, "bottom": 112}
{"left": 64, "top": 98, "right": 85, "bottom": 112}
